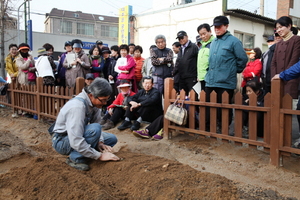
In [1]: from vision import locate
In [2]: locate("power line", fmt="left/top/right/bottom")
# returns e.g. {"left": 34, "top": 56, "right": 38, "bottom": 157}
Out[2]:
{"left": 102, "top": 0, "right": 120, "bottom": 11}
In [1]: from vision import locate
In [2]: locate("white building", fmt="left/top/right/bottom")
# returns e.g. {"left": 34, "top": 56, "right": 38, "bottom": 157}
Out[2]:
{"left": 133, "top": 0, "right": 275, "bottom": 57}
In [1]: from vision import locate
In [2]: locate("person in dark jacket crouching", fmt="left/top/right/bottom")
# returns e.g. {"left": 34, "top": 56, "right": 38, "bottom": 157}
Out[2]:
{"left": 117, "top": 76, "right": 163, "bottom": 131}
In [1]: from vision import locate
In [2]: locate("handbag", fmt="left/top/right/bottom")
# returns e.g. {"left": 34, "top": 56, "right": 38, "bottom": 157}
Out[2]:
{"left": 165, "top": 98, "right": 187, "bottom": 125}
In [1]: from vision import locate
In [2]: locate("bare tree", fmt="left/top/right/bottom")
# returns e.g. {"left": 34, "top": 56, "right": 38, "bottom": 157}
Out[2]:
{"left": 0, "top": 0, "right": 15, "bottom": 78}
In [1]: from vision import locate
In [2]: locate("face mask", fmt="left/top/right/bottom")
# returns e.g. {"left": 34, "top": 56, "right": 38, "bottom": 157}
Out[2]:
{"left": 20, "top": 51, "right": 29, "bottom": 58}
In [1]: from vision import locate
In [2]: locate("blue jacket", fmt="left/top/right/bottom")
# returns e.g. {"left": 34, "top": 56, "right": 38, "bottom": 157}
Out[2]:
{"left": 205, "top": 31, "right": 248, "bottom": 89}
{"left": 280, "top": 60, "right": 300, "bottom": 81}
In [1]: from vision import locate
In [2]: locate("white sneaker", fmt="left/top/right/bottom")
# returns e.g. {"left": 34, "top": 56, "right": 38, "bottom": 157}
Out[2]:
{"left": 293, "top": 138, "right": 300, "bottom": 148}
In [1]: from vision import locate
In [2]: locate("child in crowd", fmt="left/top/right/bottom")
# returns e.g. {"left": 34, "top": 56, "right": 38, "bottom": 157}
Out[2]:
{"left": 242, "top": 80, "right": 265, "bottom": 138}
{"left": 85, "top": 73, "right": 94, "bottom": 86}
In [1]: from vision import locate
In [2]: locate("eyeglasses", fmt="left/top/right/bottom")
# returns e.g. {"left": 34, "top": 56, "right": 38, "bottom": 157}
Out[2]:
{"left": 96, "top": 97, "right": 110, "bottom": 104}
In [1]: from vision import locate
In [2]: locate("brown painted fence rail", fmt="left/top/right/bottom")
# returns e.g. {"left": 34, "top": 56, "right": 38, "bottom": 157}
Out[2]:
{"left": 0, "top": 77, "right": 85, "bottom": 120}
{"left": 163, "top": 78, "right": 300, "bottom": 167}
{"left": 0, "top": 77, "right": 300, "bottom": 166}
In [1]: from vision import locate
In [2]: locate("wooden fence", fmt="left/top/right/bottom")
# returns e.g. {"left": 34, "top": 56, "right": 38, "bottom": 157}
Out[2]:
{"left": 1, "top": 77, "right": 300, "bottom": 167}
{"left": 0, "top": 77, "right": 85, "bottom": 120}
{"left": 163, "top": 78, "right": 300, "bottom": 167}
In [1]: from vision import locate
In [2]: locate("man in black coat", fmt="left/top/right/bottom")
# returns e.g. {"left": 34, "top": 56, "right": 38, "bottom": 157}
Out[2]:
{"left": 117, "top": 76, "right": 163, "bottom": 131}
{"left": 261, "top": 35, "right": 277, "bottom": 94}
{"left": 176, "top": 30, "right": 198, "bottom": 95}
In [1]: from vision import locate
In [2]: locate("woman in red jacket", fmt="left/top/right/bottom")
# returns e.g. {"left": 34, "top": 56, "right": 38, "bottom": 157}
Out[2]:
{"left": 241, "top": 47, "right": 262, "bottom": 93}
{"left": 133, "top": 45, "right": 145, "bottom": 89}
{"left": 101, "top": 80, "right": 136, "bottom": 130}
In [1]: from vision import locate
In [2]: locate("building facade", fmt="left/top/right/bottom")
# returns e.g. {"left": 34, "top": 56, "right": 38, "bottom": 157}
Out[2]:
{"left": 134, "top": 0, "right": 275, "bottom": 57}
{"left": 44, "top": 8, "right": 118, "bottom": 41}
{"left": 277, "top": 0, "right": 300, "bottom": 28}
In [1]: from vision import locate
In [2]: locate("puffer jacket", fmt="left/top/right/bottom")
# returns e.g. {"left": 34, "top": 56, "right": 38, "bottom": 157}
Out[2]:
{"left": 241, "top": 59, "right": 262, "bottom": 87}
{"left": 205, "top": 31, "right": 248, "bottom": 89}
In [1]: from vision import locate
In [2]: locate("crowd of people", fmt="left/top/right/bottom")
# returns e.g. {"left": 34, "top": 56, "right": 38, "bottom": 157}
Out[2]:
{"left": 3, "top": 15, "right": 300, "bottom": 171}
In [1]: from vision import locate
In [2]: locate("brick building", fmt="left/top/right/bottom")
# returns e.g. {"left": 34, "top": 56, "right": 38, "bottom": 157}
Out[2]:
{"left": 277, "top": 0, "right": 300, "bottom": 28}
{"left": 44, "top": 8, "right": 118, "bottom": 40}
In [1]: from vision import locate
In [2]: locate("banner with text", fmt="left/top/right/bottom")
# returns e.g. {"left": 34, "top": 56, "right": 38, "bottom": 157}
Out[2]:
{"left": 118, "top": 5, "right": 132, "bottom": 45}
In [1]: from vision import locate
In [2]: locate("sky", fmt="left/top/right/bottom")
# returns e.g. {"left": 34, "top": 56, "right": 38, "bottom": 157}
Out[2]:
{"left": 9, "top": 0, "right": 277, "bottom": 33}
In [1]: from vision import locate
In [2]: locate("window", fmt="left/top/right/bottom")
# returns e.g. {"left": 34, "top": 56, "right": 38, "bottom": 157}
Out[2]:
{"left": 77, "top": 23, "right": 94, "bottom": 36}
{"left": 74, "top": 13, "right": 79, "bottom": 18}
{"left": 234, "top": 32, "right": 254, "bottom": 49}
{"left": 61, "top": 21, "right": 72, "bottom": 34}
{"left": 101, "top": 25, "right": 118, "bottom": 38}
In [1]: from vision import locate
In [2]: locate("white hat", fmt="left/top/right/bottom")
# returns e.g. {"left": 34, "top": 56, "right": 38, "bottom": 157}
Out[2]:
{"left": 117, "top": 83, "right": 131, "bottom": 88}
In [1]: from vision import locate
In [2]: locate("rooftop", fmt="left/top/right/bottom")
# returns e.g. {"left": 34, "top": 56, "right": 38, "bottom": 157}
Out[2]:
{"left": 46, "top": 8, "right": 118, "bottom": 23}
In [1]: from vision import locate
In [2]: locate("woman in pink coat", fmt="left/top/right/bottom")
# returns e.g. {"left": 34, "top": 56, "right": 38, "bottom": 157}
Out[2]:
{"left": 241, "top": 48, "right": 262, "bottom": 89}
{"left": 115, "top": 44, "right": 137, "bottom": 92}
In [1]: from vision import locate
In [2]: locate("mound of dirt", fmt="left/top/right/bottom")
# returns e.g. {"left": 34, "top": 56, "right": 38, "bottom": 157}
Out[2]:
{"left": 0, "top": 107, "right": 299, "bottom": 199}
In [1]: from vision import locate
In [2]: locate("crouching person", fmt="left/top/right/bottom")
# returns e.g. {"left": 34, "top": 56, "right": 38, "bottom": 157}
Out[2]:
{"left": 118, "top": 76, "right": 163, "bottom": 131}
{"left": 51, "top": 78, "right": 120, "bottom": 171}
{"left": 101, "top": 80, "right": 136, "bottom": 130}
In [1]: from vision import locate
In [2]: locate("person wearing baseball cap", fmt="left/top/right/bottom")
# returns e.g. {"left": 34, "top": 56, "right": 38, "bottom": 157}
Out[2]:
{"left": 56, "top": 41, "right": 73, "bottom": 86}
{"left": 85, "top": 73, "right": 95, "bottom": 86}
{"left": 64, "top": 39, "right": 90, "bottom": 88}
{"left": 175, "top": 30, "right": 198, "bottom": 96}
{"left": 211, "top": 15, "right": 229, "bottom": 27}
{"left": 261, "top": 35, "right": 277, "bottom": 93}
{"left": 96, "top": 40, "right": 103, "bottom": 49}
{"left": 101, "top": 80, "right": 136, "bottom": 130}
{"left": 204, "top": 15, "right": 248, "bottom": 131}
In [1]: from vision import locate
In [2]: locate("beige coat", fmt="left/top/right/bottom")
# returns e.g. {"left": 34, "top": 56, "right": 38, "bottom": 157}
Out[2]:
{"left": 63, "top": 50, "right": 90, "bottom": 87}
{"left": 15, "top": 55, "right": 36, "bottom": 85}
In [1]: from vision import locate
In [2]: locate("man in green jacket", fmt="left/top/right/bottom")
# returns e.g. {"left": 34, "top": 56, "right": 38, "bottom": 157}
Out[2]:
{"left": 197, "top": 23, "right": 215, "bottom": 90}
{"left": 205, "top": 16, "right": 248, "bottom": 131}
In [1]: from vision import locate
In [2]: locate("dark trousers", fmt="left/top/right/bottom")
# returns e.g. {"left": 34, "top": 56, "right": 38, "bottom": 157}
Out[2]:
{"left": 179, "top": 77, "right": 197, "bottom": 96}
{"left": 146, "top": 115, "right": 164, "bottom": 136}
{"left": 205, "top": 87, "right": 234, "bottom": 128}
{"left": 125, "top": 105, "right": 162, "bottom": 123}
{"left": 103, "top": 107, "right": 125, "bottom": 124}
{"left": 242, "top": 110, "right": 264, "bottom": 137}
{"left": 200, "top": 81, "right": 205, "bottom": 91}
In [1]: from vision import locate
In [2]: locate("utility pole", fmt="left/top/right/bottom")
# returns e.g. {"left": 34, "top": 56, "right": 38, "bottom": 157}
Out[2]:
{"left": 260, "top": 0, "right": 264, "bottom": 16}
{"left": 0, "top": 0, "right": 6, "bottom": 78}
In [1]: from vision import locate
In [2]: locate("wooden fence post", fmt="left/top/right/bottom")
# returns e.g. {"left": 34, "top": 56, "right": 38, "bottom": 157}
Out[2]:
{"left": 36, "top": 77, "right": 43, "bottom": 120}
{"left": 270, "top": 79, "right": 283, "bottom": 166}
{"left": 76, "top": 77, "right": 85, "bottom": 95}
{"left": 163, "top": 78, "right": 173, "bottom": 139}
{"left": 10, "top": 80, "right": 15, "bottom": 113}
